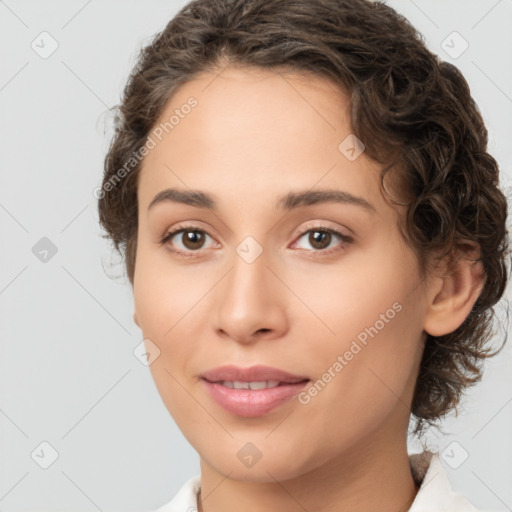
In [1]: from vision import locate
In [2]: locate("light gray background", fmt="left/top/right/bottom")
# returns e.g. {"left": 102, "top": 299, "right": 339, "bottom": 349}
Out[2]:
{"left": 0, "top": 0, "right": 511, "bottom": 511}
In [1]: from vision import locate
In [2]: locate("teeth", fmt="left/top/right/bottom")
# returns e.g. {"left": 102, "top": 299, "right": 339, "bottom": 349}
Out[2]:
{"left": 221, "top": 380, "right": 281, "bottom": 390}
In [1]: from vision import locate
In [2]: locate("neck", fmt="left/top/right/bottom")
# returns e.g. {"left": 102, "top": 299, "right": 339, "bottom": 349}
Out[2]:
{"left": 198, "top": 435, "right": 418, "bottom": 512}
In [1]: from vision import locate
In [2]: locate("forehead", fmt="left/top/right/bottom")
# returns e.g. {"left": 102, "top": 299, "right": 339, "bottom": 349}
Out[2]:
{"left": 137, "top": 65, "right": 384, "bottom": 212}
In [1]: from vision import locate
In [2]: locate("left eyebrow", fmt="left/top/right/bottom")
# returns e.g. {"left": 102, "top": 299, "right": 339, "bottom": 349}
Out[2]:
{"left": 148, "top": 187, "right": 376, "bottom": 214}
{"left": 276, "top": 189, "right": 376, "bottom": 214}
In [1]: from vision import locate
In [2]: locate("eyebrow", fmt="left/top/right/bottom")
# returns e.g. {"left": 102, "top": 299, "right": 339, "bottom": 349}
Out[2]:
{"left": 148, "top": 188, "right": 376, "bottom": 213}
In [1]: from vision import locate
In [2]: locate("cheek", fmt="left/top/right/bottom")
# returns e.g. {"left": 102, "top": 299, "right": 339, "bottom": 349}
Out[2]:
{"left": 280, "top": 242, "right": 418, "bottom": 342}
{"left": 289, "top": 307, "right": 423, "bottom": 464}
{"left": 132, "top": 245, "right": 214, "bottom": 396}
{"left": 293, "top": 249, "right": 424, "bottom": 426}
{"left": 133, "top": 241, "right": 210, "bottom": 337}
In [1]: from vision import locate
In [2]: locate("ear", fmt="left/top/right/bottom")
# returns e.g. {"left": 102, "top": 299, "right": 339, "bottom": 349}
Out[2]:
{"left": 423, "top": 246, "right": 485, "bottom": 337}
{"left": 133, "top": 311, "right": 140, "bottom": 328}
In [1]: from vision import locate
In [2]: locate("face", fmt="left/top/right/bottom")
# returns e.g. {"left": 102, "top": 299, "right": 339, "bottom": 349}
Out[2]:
{"left": 133, "top": 65, "right": 429, "bottom": 482}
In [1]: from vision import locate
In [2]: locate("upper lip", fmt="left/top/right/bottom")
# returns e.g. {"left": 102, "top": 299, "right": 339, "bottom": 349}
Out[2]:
{"left": 201, "top": 365, "right": 310, "bottom": 384}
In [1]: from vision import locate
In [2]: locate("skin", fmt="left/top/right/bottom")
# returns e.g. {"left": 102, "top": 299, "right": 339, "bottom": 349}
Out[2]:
{"left": 132, "top": 64, "right": 484, "bottom": 512}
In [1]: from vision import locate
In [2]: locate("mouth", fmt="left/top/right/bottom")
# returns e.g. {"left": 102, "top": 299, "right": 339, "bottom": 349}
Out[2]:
{"left": 205, "top": 379, "right": 306, "bottom": 390}
{"left": 200, "top": 365, "right": 310, "bottom": 417}
{"left": 200, "top": 364, "right": 309, "bottom": 384}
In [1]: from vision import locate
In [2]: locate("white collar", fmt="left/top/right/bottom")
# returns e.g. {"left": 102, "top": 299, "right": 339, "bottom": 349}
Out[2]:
{"left": 408, "top": 451, "right": 479, "bottom": 511}
{"left": 155, "top": 451, "right": 480, "bottom": 512}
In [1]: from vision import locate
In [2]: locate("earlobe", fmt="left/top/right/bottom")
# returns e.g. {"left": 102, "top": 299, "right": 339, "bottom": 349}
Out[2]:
{"left": 423, "top": 251, "right": 485, "bottom": 337}
{"left": 133, "top": 311, "right": 140, "bottom": 328}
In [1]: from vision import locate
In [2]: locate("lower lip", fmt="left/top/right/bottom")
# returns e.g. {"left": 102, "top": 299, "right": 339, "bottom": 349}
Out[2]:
{"left": 201, "top": 379, "right": 309, "bottom": 417}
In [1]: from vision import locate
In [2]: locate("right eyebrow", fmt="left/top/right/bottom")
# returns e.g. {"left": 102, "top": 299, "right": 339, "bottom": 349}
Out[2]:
{"left": 148, "top": 188, "right": 216, "bottom": 211}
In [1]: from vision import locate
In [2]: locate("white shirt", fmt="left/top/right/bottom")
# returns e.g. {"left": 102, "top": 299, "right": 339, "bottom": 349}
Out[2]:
{"left": 155, "top": 451, "right": 480, "bottom": 512}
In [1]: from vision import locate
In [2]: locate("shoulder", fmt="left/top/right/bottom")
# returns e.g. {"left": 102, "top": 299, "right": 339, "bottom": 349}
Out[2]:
{"left": 408, "top": 451, "right": 481, "bottom": 512}
{"left": 154, "top": 474, "right": 201, "bottom": 512}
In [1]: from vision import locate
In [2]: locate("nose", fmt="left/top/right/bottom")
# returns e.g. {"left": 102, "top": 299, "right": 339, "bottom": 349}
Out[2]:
{"left": 212, "top": 245, "right": 289, "bottom": 345}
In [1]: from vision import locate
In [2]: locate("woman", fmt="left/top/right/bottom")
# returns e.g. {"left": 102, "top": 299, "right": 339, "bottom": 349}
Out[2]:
{"left": 97, "top": 0, "right": 510, "bottom": 510}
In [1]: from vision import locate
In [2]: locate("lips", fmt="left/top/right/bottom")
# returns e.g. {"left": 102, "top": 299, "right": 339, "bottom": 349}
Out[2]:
{"left": 200, "top": 364, "right": 309, "bottom": 384}
{"left": 200, "top": 365, "right": 310, "bottom": 417}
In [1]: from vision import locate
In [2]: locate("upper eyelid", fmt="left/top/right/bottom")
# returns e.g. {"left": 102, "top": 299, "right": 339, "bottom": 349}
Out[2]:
{"left": 162, "top": 223, "right": 352, "bottom": 251}
{"left": 163, "top": 220, "right": 349, "bottom": 239}
{"left": 295, "top": 220, "right": 352, "bottom": 237}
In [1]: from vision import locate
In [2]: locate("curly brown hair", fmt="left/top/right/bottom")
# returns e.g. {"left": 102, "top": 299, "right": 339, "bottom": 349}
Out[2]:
{"left": 97, "top": 0, "right": 510, "bottom": 433}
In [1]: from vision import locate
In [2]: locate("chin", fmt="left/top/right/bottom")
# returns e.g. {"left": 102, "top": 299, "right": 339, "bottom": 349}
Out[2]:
{"left": 198, "top": 440, "right": 317, "bottom": 483}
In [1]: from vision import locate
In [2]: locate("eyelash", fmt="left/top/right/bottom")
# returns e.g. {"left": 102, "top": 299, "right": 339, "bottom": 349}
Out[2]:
{"left": 159, "top": 223, "right": 353, "bottom": 259}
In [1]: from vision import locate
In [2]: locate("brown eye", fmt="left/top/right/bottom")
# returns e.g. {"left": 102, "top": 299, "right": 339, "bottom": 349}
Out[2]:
{"left": 308, "top": 230, "right": 332, "bottom": 250}
{"left": 293, "top": 226, "right": 352, "bottom": 256}
{"left": 160, "top": 226, "right": 215, "bottom": 256}
{"left": 180, "top": 230, "right": 206, "bottom": 250}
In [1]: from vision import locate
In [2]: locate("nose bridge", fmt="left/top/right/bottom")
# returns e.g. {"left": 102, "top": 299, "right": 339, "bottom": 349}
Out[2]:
{"left": 212, "top": 235, "right": 287, "bottom": 341}
{"left": 226, "top": 237, "right": 273, "bottom": 310}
